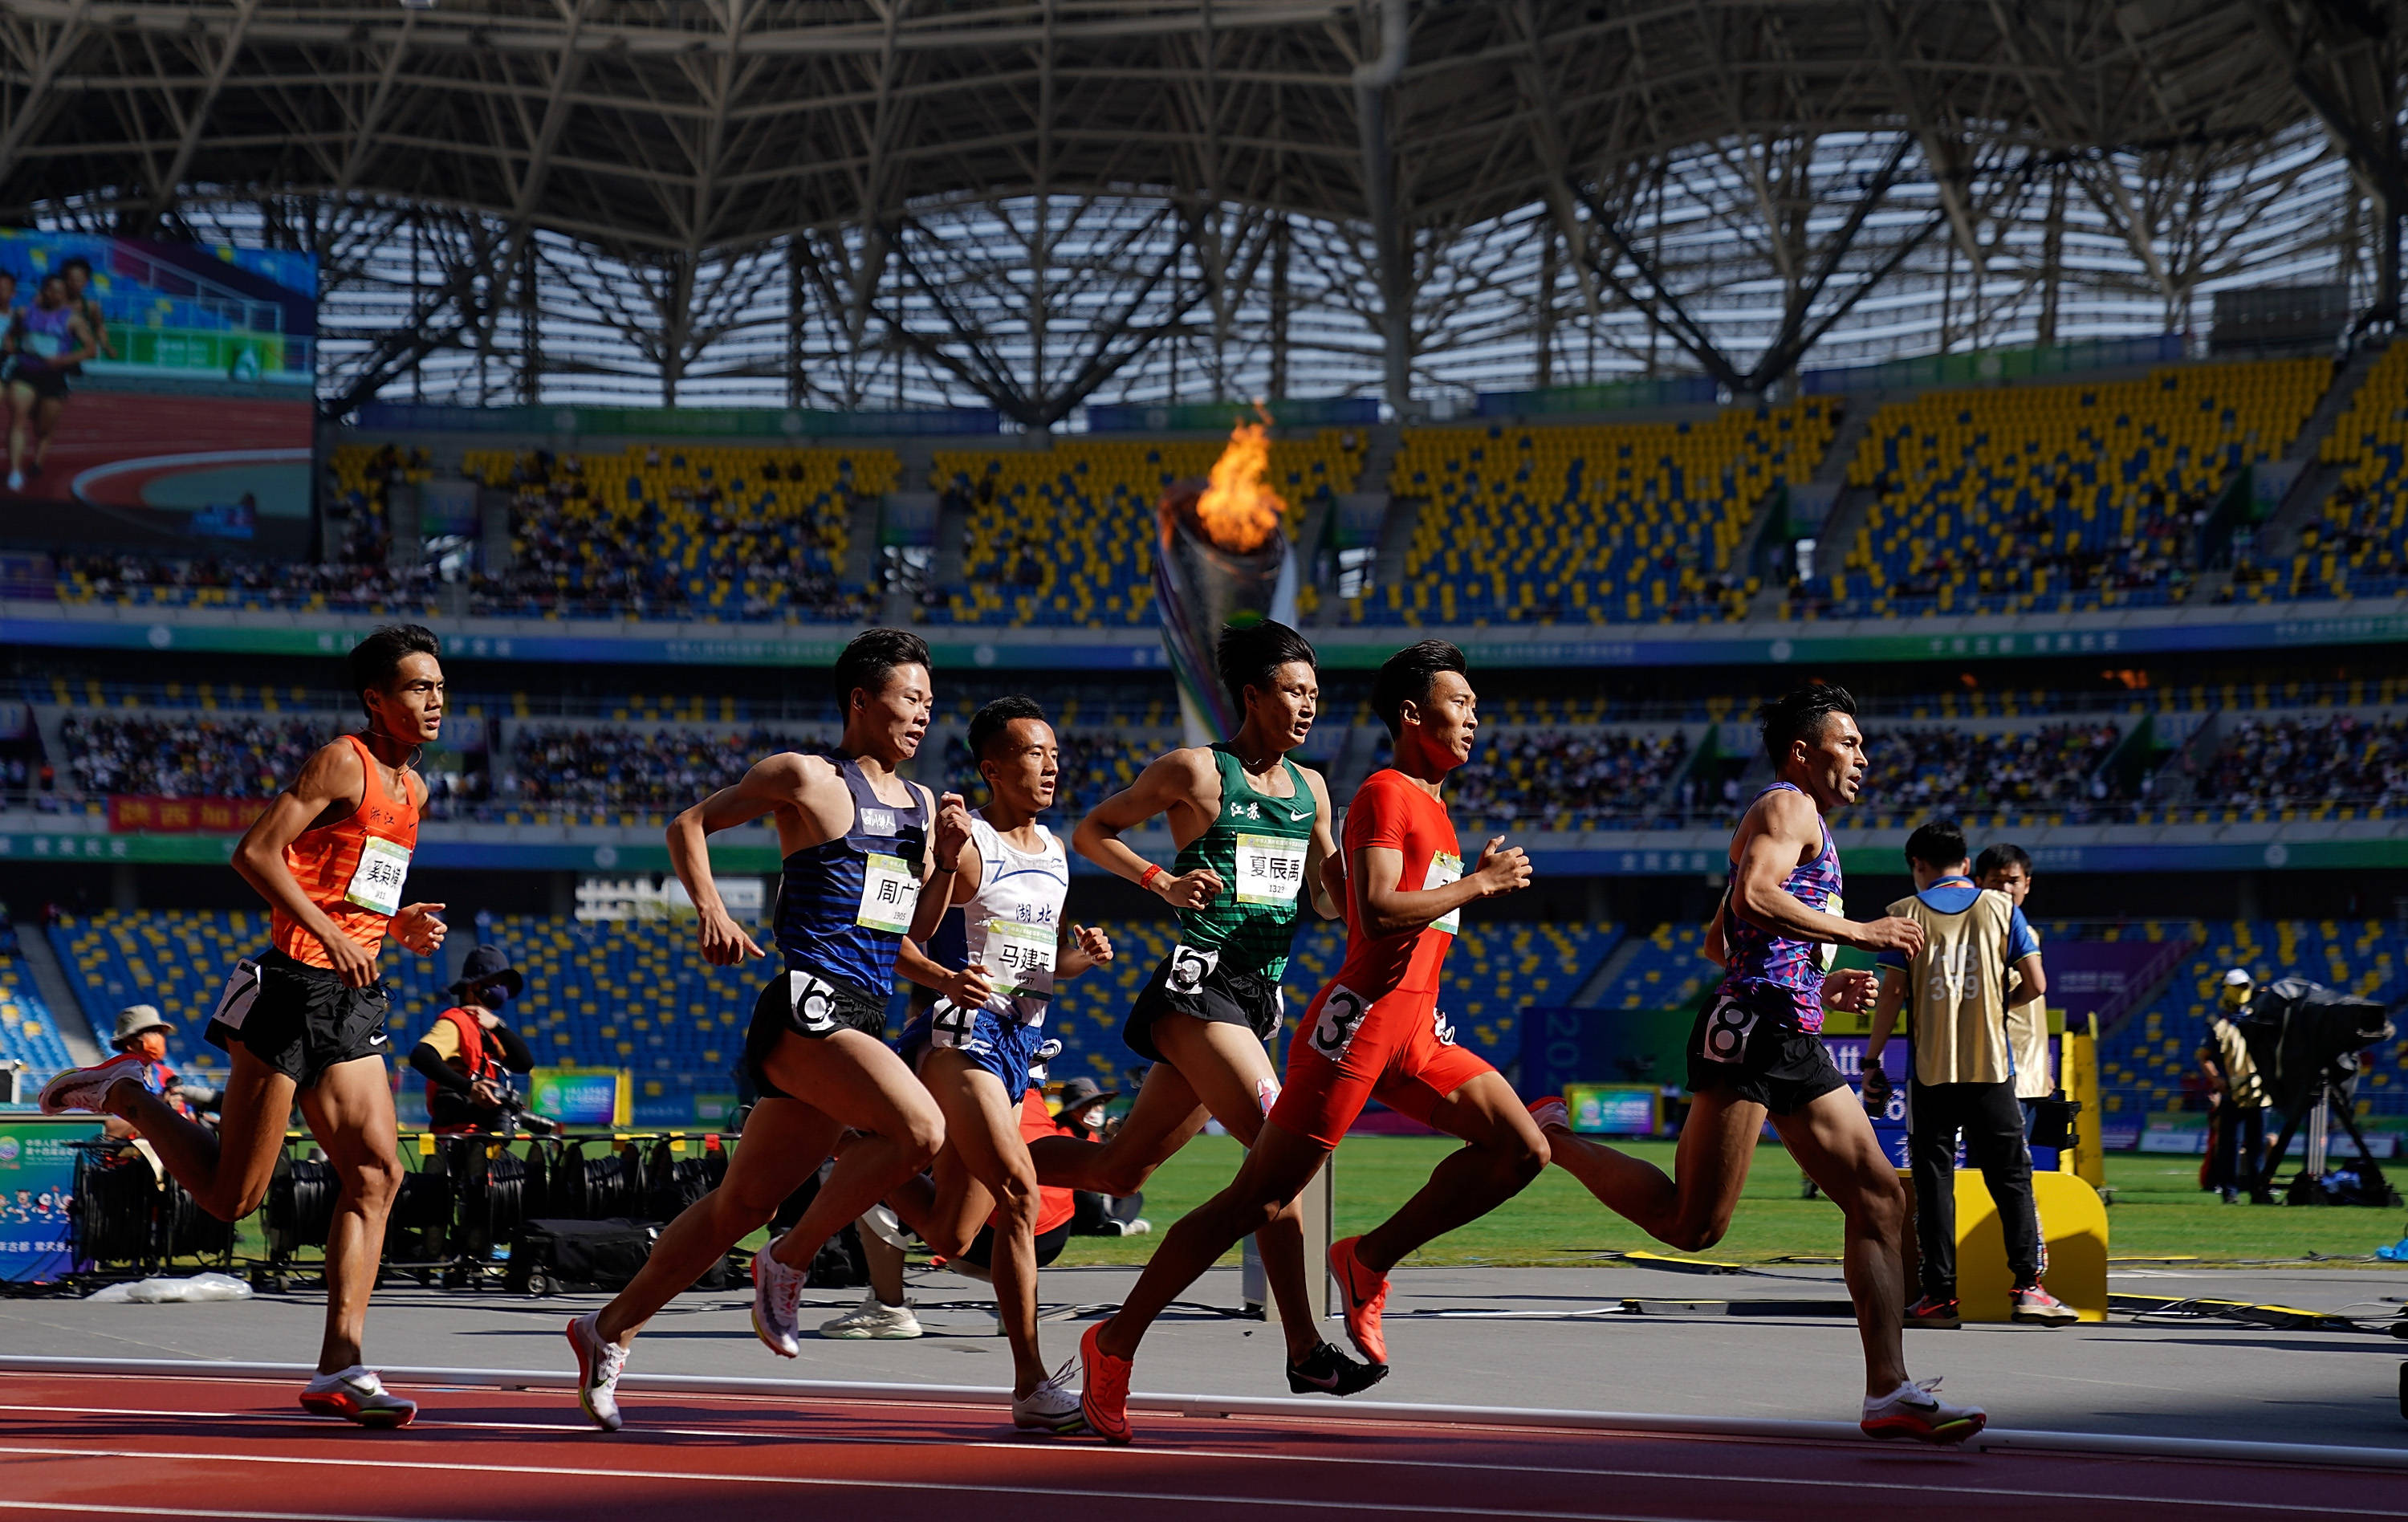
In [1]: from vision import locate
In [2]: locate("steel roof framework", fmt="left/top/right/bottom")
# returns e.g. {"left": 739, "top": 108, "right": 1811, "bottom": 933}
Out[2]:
{"left": 1, "top": 0, "right": 2398, "bottom": 420}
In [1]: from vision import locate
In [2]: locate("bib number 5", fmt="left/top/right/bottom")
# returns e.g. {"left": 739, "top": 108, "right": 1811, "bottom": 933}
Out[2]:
{"left": 1165, "top": 943, "right": 1219, "bottom": 996}
{"left": 1698, "top": 993, "right": 1762, "bottom": 1066}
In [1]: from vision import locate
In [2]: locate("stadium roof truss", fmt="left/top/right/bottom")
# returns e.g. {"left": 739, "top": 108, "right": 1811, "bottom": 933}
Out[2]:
{"left": 2, "top": 0, "right": 2402, "bottom": 420}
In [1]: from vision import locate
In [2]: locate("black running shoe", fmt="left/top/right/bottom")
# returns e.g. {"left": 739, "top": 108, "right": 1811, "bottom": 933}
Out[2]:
{"left": 1287, "top": 1341, "right": 1389, "bottom": 1397}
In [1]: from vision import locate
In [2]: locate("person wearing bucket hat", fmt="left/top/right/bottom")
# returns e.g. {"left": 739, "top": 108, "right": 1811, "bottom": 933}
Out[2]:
{"left": 410, "top": 944, "right": 535, "bottom": 1133}
{"left": 100, "top": 1003, "right": 200, "bottom": 1134}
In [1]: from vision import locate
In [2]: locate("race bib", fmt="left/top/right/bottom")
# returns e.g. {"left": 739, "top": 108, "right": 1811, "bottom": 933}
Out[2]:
{"left": 856, "top": 852, "right": 920, "bottom": 934}
{"left": 343, "top": 836, "right": 413, "bottom": 917}
{"left": 1308, "top": 983, "right": 1371, "bottom": 1063}
{"left": 788, "top": 971, "right": 844, "bottom": 1035}
{"left": 978, "top": 917, "right": 1057, "bottom": 1006}
{"left": 209, "top": 958, "right": 262, "bottom": 1034}
{"left": 1165, "top": 942, "right": 1220, "bottom": 995}
{"left": 929, "top": 998, "right": 982, "bottom": 1050}
{"left": 1427, "top": 851, "right": 1463, "bottom": 936}
{"left": 1235, "top": 833, "right": 1308, "bottom": 905}
{"left": 23, "top": 330, "right": 59, "bottom": 358}
{"left": 1697, "top": 991, "right": 1762, "bottom": 1066}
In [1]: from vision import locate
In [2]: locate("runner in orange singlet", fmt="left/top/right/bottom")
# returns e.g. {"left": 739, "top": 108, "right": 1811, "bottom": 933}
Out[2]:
{"left": 41, "top": 625, "right": 451, "bottom": 1426}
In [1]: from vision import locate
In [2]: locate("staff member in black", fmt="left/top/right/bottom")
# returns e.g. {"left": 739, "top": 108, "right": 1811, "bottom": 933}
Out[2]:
{"left": 411, "top": 944, "right": 535, "bottom": 1132}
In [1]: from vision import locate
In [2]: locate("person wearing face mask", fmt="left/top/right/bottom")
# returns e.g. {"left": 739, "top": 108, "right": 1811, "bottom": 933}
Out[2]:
{"left": 97, "top": 1004, "right": 213, "bottom": 1139}
{"left": 1048, "top": 1077, "right": 1149, "bottom": 1237}
{"left": 409, "top": 944, "right": 536, "bottom": 1133}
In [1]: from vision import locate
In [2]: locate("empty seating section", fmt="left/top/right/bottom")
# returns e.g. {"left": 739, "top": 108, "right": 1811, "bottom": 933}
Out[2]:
{"left": 462, "top": 443, "right": 893, "bottom": 621}
{"left": 0, "top": 956, "right": 73, "bottom": 1079}
{"left": 2106, "top": 921, "right": 2408, "bottom": 1121}
{"left": 925, "top": 431, "right": 1364, "bottom": 626}
{"left": 1854, "top": 721, "right": 2127, "bottom": 829}
{"left": 1823, "top": 360, "right": 2327, "bottom": 616}
{"left": 2273, "top": 341, "right": 2408, "bottom": 600}
{"left": 1363, "top": 403, "right": 1832, "bottom": 626}
{"left": 1597, "top": 923, "right": 1714, "bottom": 1011}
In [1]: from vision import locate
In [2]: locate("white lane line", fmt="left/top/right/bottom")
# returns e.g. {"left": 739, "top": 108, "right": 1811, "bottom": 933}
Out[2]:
{"left": 0, "top": 1445, "right": 1682, "bottom": 1522}
{"left": 0, "top": 1504, "right": 527, "bottom": 1522}
{"left": 0, "top": 1408, "right": 2395, "bottom": 1516}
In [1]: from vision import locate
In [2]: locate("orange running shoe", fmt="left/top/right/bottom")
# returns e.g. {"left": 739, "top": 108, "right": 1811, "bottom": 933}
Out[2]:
{"left": 1861, "top": 1378, "right": 1987, "bottom": 1444}
{"left": 1079, "top": 1322, "right": 1133, "bottom": 1445}
{"left": 1328, "top": 1236, "right": 1390, "bottom": 1365}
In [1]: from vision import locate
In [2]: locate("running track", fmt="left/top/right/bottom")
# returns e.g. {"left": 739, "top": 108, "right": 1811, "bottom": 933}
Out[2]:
{"left": 1, "top": 1365, "right": 2403, "bottom": 1521}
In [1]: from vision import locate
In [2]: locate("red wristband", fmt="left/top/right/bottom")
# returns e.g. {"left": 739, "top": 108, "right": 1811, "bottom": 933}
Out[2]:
{"left": 1139, "top": 865, "right": 1165, "bottom": 893}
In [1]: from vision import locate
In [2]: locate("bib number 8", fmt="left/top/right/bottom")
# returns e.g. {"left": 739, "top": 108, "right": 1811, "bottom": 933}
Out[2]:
{"left": 1698, "top": 994, "right": 1760, "bottom": 1066}
{"left": 1309, "top": 985, "right": 1370, "bottom": 1062}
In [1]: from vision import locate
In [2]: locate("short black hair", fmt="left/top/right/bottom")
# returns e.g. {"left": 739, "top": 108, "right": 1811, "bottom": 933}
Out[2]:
{"left": 968, "top": 694, "right": 1047, "bottom": 763}
{"left": 1905, "top": 820, "right": 1970, "bottom": 871}
{"left": 59, "top": 256, "right": 91, "bottom": 278}
{"left": 1974, "top": 842, "right": 2032, "bottom": 879}
{"left": 1217, "top": 619, "right": 1317, "bottom": 711}
{"left": 832, "top": 628, "right": 931, "bottom": 715}
{"left": 1759, "top": 683, "right": 1857, "bottom": 763}
{"left": 1373, "top": 640, "right": 1467, "bottom": 739}
{"left": 348, "top": 624, "right": 440, "bottom": 715}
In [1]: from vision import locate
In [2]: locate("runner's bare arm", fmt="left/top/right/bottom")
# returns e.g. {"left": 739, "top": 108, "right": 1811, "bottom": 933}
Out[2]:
{"left": 1703, "top": 897, "right": 1728, "bottom": 965}
{"left": 1055, "top": 924, "right": 1113, "bottom": 980}
{"left": 1352, "top": 834, "right": 1530, "bottom": 938}
{"left": 897, "top": 938, "right": 994, "bottom": 1007}
{"left": 1731, "top": 790, "right": 1923, "bottom": 956}
{"left": 668, "top": 751, "right": 824, "bottom": 965}
{"left": 912, "top": 789, "right": 972, "bottom": 944}
{"left": 1072, "top": 748, "right": 1224, "bottom": 909}
{"left": 233, "top": 740, "right": 388, "bottom": 986}
{"left": 59, "top": 312, "right": 96, "bottom": 369}
{"left": 1300, "top": 766, "right": 1344, "bottom": 919}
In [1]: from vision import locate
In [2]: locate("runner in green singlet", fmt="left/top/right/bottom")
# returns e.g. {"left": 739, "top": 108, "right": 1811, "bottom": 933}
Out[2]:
{"left": 1038, "top": 619, "right": 1381, "bottom": 1396}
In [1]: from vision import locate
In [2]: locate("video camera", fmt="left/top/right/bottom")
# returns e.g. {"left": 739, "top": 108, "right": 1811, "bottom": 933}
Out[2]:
{"left": 483, "top": 1085, "right": 562, "bottom": 1137}
{"left": 2239, "top": 977, "right": 2398, "bottom": 1117}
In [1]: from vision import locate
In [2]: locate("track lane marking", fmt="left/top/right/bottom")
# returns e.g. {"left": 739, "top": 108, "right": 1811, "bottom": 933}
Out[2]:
{"left": 0, "top": 1406, "right": 2395, "bottom": 1516}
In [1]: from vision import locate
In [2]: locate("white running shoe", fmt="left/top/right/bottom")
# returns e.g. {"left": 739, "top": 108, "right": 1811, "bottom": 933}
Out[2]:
{"left": 1527, "top": 1094, "right": 1571, "bottom": 1133}
{"left": 1861, "top": 1377, "right": 1987, "bottom": 1444}
{"left": 38, "top": 1053, "right": 143, "bottom": 1116}
{"left": 1125, "top": 1218, "right": 1152, "bottom": 1235}
{"left": 564, "top": 1313, "right": 628, "bottom": 1431}
{"left": 1011, "top": 1373, "right": 1088, "bottom": 1434}
{"left": 861, "top": 1204, "right": 910, "bottom": 1251}
{"left": 299, "top": 1366, "right": 417, "bottom": 1429}
{"left": 750, "top": 1235, "right": 806, "bottom": 1357}
{"left": 819, "top": 1294, "right": 923, "bottom": 1340}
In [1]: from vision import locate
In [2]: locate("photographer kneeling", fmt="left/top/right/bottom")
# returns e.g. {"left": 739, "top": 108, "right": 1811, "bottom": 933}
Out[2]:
{"left": 412, "top": 944, "right": 535, "bottom": 1133}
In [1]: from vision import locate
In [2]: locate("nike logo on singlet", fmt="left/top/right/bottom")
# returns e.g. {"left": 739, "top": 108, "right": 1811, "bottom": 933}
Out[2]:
{"left": 1287, "top": 808, "right": 1312, "bottom": 821}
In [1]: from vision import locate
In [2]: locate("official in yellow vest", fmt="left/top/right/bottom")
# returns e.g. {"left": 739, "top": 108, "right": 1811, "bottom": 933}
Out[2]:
{"left": 1862, "top": 821, "right": 2076, "bottom": 1328}
{"left": 2199, "top": 968, "right": 2274, "bottom": 1203}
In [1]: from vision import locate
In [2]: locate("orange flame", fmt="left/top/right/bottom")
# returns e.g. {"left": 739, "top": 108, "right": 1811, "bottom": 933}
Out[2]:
{"left": 1193, "top": 413, "right": 1286, "bottom": 554}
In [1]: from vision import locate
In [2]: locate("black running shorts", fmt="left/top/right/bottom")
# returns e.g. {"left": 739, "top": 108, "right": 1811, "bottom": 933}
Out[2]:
{"left": 1121, "top": 944, "right": 1283, "bottom": 1064}
{"left": 1686, "top": 981, "right": 1848, "bottom": 1116}
{"left": 744, "top": 966, "right": 891, "bottom": 1100}
{"left": 206, "top": 947, "right": 394, "bottom": 1090}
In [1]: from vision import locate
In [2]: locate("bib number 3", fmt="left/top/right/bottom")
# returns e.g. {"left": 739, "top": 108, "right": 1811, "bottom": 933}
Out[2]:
{"left": 1308, "top": 984, "right": 1371, "bottom": 1063}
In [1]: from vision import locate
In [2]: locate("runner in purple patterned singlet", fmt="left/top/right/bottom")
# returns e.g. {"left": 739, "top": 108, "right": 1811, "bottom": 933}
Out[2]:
{"left": 1527, "top": 685, "right": 1989, "bottom": 1444}
{"left": 1716, "top": 780, "right": 1845, "bottom": 1034}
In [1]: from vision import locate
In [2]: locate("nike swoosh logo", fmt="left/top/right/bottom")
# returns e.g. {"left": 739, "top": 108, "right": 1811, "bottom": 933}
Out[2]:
{"left": 1288, "top": 808, "right": 1312, "bottom": 821}
{"left": 1293, "top": 1367, "right": 1342, "bottom": 1390}
{"left": 368, "top": 1033, "right": 388, "bottom": 1045}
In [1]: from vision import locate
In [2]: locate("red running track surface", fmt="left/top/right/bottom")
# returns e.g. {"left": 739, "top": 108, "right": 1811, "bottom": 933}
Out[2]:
{"left": 0, "top": 1369, "right": 2400, "bottom": 1522}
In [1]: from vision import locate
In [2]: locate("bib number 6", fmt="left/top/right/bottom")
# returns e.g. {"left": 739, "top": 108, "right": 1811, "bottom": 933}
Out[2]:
{"left": 1698, "top": 994, "right": 1760, "bottom": 1066}
{"left": 1309, "top": 985, "right": 1371, "bottom": 1063}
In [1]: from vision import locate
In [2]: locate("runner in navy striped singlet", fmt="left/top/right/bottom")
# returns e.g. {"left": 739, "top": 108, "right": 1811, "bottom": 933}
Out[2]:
{"left": 563, "top": 629, "right": 971, "bottom": 1433}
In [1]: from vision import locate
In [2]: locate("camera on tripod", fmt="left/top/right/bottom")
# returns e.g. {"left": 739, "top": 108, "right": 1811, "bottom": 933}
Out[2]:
{"left": 2240, "top": 977, "right": 2401, "bottom": 1208}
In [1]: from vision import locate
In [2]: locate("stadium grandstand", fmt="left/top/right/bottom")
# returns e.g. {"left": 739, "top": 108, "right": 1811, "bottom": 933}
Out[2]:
{"left": 6, "top": 6, "right": 2408, "bottom": 1485}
